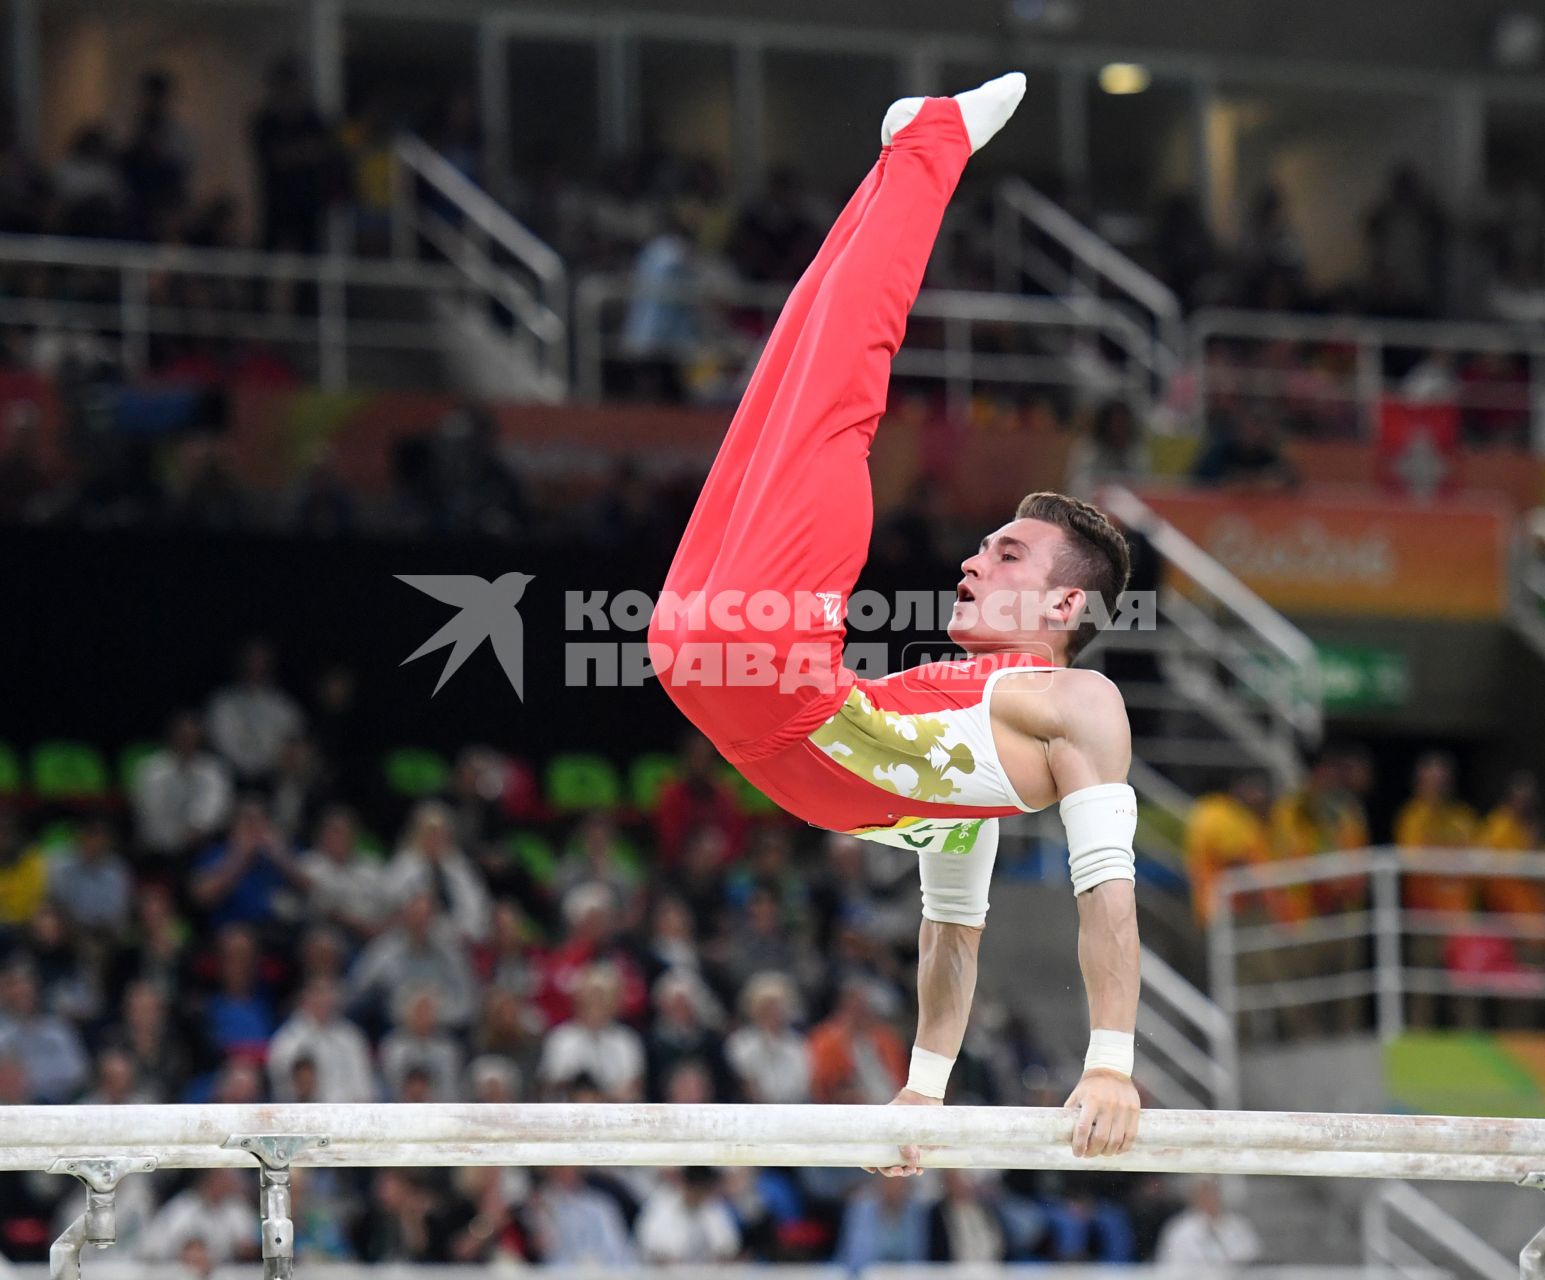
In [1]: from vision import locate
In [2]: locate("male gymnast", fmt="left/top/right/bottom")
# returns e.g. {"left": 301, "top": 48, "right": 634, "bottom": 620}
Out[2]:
{"left": 648, "top": 74, "right": 1141, "bottom": 1173}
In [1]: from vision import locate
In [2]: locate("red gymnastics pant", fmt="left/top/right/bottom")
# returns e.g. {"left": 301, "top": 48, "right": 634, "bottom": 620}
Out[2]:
{"left": 648, "top": 97, "right": 973, "bottom": 789}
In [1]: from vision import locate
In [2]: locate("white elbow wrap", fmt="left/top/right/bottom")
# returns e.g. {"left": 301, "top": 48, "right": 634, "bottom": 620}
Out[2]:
{"left": 1060, "top": 783, "right": 1138, "bottom": 896}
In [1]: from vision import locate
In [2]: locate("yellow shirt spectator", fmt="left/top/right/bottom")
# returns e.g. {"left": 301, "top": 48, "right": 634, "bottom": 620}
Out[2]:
{"left": 0, "top": 844, "right": 49, "bottom": 925}
{"left": 1187, "top": 786, "right": 1307, "bottom": 926}
{"left": 1272, "top": 783, "right": 1370, "bottom": 913}
{"left": 1394, "top": 756, "right": 1478, "bottom": 912}
{"left": 1477, "top": 775, "right": 1545, "bottom": 916}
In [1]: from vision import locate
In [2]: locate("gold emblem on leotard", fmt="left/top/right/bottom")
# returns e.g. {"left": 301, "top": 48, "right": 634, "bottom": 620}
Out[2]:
{"left": 809, "top": 687, "right": 977, "bottom": 804}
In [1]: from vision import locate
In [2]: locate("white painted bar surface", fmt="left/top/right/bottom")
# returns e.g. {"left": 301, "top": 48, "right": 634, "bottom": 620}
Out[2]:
{"left": 2, "top": 1106, "right": 1545, "bottom": 1183}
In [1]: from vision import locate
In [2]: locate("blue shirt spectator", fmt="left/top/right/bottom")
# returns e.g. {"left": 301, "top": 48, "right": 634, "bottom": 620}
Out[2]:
{"left": 836, "top": 1180, "right": 929, "bottom": 1271}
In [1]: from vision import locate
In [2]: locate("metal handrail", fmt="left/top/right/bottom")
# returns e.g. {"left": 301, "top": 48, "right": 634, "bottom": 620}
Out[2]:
{"left": 1364, "top": 1181, "right": 1516, "bottom": 1280}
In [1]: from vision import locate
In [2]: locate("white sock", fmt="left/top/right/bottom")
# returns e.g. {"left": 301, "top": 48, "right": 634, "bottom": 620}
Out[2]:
{"left": 880, "top": 72, "right": 1027, "bottom": 153}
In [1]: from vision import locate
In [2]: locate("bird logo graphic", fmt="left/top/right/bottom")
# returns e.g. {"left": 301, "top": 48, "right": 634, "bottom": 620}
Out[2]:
{"left": 397, "top": 573, "right": 534, "bottom": 699}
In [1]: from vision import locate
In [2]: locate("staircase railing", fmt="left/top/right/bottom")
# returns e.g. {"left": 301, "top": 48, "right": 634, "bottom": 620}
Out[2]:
{"left": 1363, "top": 1181, "right": 1516, "bottom": 1280}
{"left": 1097, "top": 484, "right": 1324, "bottom": 791}
{"left": 1139, "top": 945, "right": 1240, "bottom": 1111}
{"left": 390, "top": 134, "right": 569, "bottom": 401}
{"left": 994, "top": 176, "right": 1184, "bottom": 398}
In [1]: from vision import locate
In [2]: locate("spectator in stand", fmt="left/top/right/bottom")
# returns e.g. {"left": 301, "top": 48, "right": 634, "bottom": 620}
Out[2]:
{"left": 1271, "top": 749, "right": 1371, "bottom": 1031}
{"left": 1186, "top": 773, "right": 1314, "bottom": 1037}
{"left": 104, "top": 980, "right": 191, "bottom": 1102}
{"left": 0, "top": 810, "right": 48, "bottom": 927}
{"left": 1396, "top": 751, "right": 1480, "bottom": 1026}
{"left": 1396, "top": 751, "right": 1478, "bottom": 910}
{"left": 471, "top": 987, "right": 544, "bottom": 1085}
{"left": 205, "top": 640, "right": 306, "bottom": 784}
{"left": 1154, "top": 1176, "right": 1262, "bottom": 1264}
{"left": 141, "top": 1169, "right": 259, "bottom": 1264}
{"left": 190, "top": 797, "right": 307, "bottom": 929}
{"left": 0, "top": 961, "right": 87, "bottom": 1103}
{"left": 928, "top": 1170, "right": 1010, "bottom": 1263}
{"left": 535, "top": 882, "right": 648, "bottom": 1027}
{"left": 266, "top": 736, "right": 330, "bottom": 842}
{"left": 537, "top": 962, "right": 645, "bottom": 1102}
{"left": 440, "top": 1166, "right": 530, "bottom": 1264}
{"left": 267, "top": 976, "right": 376, "bottom": 1102}
{"left": 718, "top": 881, "right": 815, "bottom": 997}
{"left": 47, "top": 816, "right": 132, "bottom": 936}
{"left": 1064, "top": 399, "right": 1147, "bottom": 499}
{"left": 637, "top": 1167, "right": 742, "bottom": 1263}
{"left": 1237, "top": 183, "right": 1308, "bottom": 310}
{"left": 838, "top": 1174, "right": 930, "bottom": 1270}
{"left": 82, "top": 1046, "right": 155, "bottom": 1106}
{"left": 467, "top": 1055, "right": 521, "bottom": 1104}
{"left": 655, "top": 733, "right": 748, "bottom": 865}
{"left": 640, "top": 893, "right": 703, "bottom": 987}
{"left": 1364, "top": 165, "right": 1447, "bottom": 320}
{"left": 299, "top": 805, "right": 392, "bottom": 939}
{"left": 347, "top": 890, "right": 477, "bottom": 1030}
{"left": 1190, "top": 404, "right": 1298, "bottom": 490}
{"left": 132, "top": 711, "right": 235, "bottom": 874}
{"left": 726, "top": 971, "right": 810, "bottom": 1104}
{"left": 553, "top": 811, "right": 640, "bottom": 908}
{"left": 645, "top": 968, "right": 728, "bottom": 1101}
{"left": 619, "top": 214, "right": 707, "bottom": 402}
{"left": 526, "top": 1166, "right": 637, "bottom": 1266}
{"left": 807, "top": 977, "right": 905, "bottom": 1105}
{"left": 107, "top": 886, "right": 189, "bottom": 1011}
{"left": 730, "top": 167, "right": 823, "bottom": 283}
{"left": 353, "top": 1169, "right": 443, "bottom": 1262}
{"left": 667, "top": 825, "right": 731, "bottom": 940}
{"left": 199, "top": 924, "right": 275, "bottom": 1060}
{"left": 1479, "top": 772, "right": 1545, "bottom": 914}
{"left": 251, "top": 58, "right": 338, "bottom": 255}
{"left": 381, "top": 986, "right": 464, "bottom": 1102}
{"left": 385, "top": 800, "right": 492, "bottom": 944}
{"left": 23, "top": 901, "right": 98, "bottom": 1023}
{"left": 120, "top": 69, "right": 195, "bottom": 240}
{"left": 53, "top": 124, "right": 126, "bottom": 238}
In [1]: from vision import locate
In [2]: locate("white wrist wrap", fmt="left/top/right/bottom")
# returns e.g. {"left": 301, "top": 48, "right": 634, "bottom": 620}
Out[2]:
{"left": 1060, "top": 783, "right": 1138, "bottom": 896}
{"left": 907, "top": 1046, "right": 955, "bottom": 1099}
{"left": 1085, "top": 1029, "right": 1135, "bottom": 1077}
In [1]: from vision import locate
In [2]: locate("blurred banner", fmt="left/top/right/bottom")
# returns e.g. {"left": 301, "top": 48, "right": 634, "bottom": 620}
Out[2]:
{"left": 1138, "top": 488, "right": 1509, "bottom": 620}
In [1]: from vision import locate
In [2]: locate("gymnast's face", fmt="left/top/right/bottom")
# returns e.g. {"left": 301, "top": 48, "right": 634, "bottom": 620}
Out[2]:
{"left": 949, "top": 518, "right": 1083, "bottom": 660}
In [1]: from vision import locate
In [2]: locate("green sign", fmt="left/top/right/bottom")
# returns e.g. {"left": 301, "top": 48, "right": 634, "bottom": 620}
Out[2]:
{"left": 1316, "top": 643, "right": 1409, "bottom": 711}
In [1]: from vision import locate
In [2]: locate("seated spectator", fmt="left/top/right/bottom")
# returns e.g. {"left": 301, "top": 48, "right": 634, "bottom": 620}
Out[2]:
{"left": 190, "top": 798, "right": 307, "bottom": 929}
{"left": 103, "top": 980, "right": 191, "bottom": 1102}
{"left": 655, "top": 733, "right": 747, "bottom": 865}
{"left": 475, "top": 899, "right": 541, "bottom": 998}
{"left": 108, "top": 885, "right": 189, "bottom": 1007}
{"left": 646, "top": 968, "right": 727, "bottom": 1100}
{"left": 538, "top": 963, "right": 645, "bottom": 1101}
{"left": 141, "top": 1169, "right": 260, "bottom": 1264}
{"left": 205, "top": 639, "right": 306, "bottom": 784}
{"left": 266, "top": 736, "right": 331, "bottom": 843}
{"left": 353, "top": 1169, "right": 444, "bottom": 1263}
{"left": 199, "top": 924, "right": 275, "bottom": 1059}
{"left": 131, "top": 711, "right": 234, "bottom": 873}
{"left": 472, "top": 986, "right": 544, "bottom": 1079}
{"left": 553, "top": 811, "right": 640, "bottom": 908}
{"left": 385, "top": 800, "right": 492, "bottom": 943}
{"left": 1154, "top": 1175, "right": 1262, "bottom": 1264}
{"left": 807, "top": 978, "right": 905, "bottom": 1105}
{"left": 47, "top": 816, "right": 132, "bottom": 936}
{"left": 1480, "top": 772, "right": 1545, "bottom": 917}
{"left": 637, "top": 1167, "right": 742, "bottom": 1263}
{"left": 726, "top": 971, "right": 811, "bottom": 1104}
{"left": 381, "top": 987, "right": 464, "bottom": 1102}
{"left": 1190, "top": 405, "right": 1298, "bottom": 490}
{"left": 466, "top": 1055, "right": 521, "bottom": 1104}
{"left": 527, "top": 1166, "right": 637, "bottom": 1266}
{"left": 667, "top": 825, "right": 732, "bottom": 940}
{"left": 81, "top": 1046, "right": 155, "bottom": 1106}
{"left": 1064, "top": 399, "right": 1147, "bottom": 498}
{"left": 347, "top": 891, "right": 477, "bottom": 1030}
{"left": 299, "top": 805, "right": 392, "bottom": 939}
{"left": 927, "top": 1170, "right": 1010, "bottom": 1262}
{"left": 267, "top": 976, "right": 376, "bottom": 1102}
{"left": 0, "top": 810, "right": 47, "bottom": 927}
{"left": 440, "top": 1165, "right": 530, "bottom": 1264}
{"left": 719, "top": 881, "right": 817, "bottom": 996}
{"left": 641, "top": 893, "right": 702, "bottom": 983}
{"left": 0, "top": 961, "right": 87, "bottom": 1102}
{"left": 20, "top": 901, "right": 98, "bottom": 1023}
{"left": 534, "top": 883, "right": 648, "bottom": 1027}
{"left": 836, "top": 1174, "right": 929, "bottom": 1270}
{"left": 1395, "top": 751, "right": 1479, "bottom": 911}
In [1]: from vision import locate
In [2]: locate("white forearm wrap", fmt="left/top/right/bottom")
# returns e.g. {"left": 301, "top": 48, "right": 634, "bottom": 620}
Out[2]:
{"left": 1059, "top": 782, "right": 1138, "bottom": 896}
{"left": 906, "top": 1046, "right": 955, "bottom": 1099}
{"left": 1084, "top": 1029, "right": 1134, "bottom": 1077}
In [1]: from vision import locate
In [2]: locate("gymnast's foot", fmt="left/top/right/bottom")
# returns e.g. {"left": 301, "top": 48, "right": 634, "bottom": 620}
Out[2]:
{"left": 880, "top": 71, "right": 1027, "bottom": 153}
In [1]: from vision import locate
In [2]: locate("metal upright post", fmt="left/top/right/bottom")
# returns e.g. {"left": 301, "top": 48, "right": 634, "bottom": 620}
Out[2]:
{"left": 225, "top": 1134, "right": 329, "bottom": 1280}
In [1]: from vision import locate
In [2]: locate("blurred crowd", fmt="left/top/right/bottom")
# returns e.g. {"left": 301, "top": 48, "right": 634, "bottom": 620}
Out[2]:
{"left": 1186, "top": 747, "right": 1545, "bottom": 1035}
{"left": 0, "top": 633, "right": 1254, "bottom": 1269}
